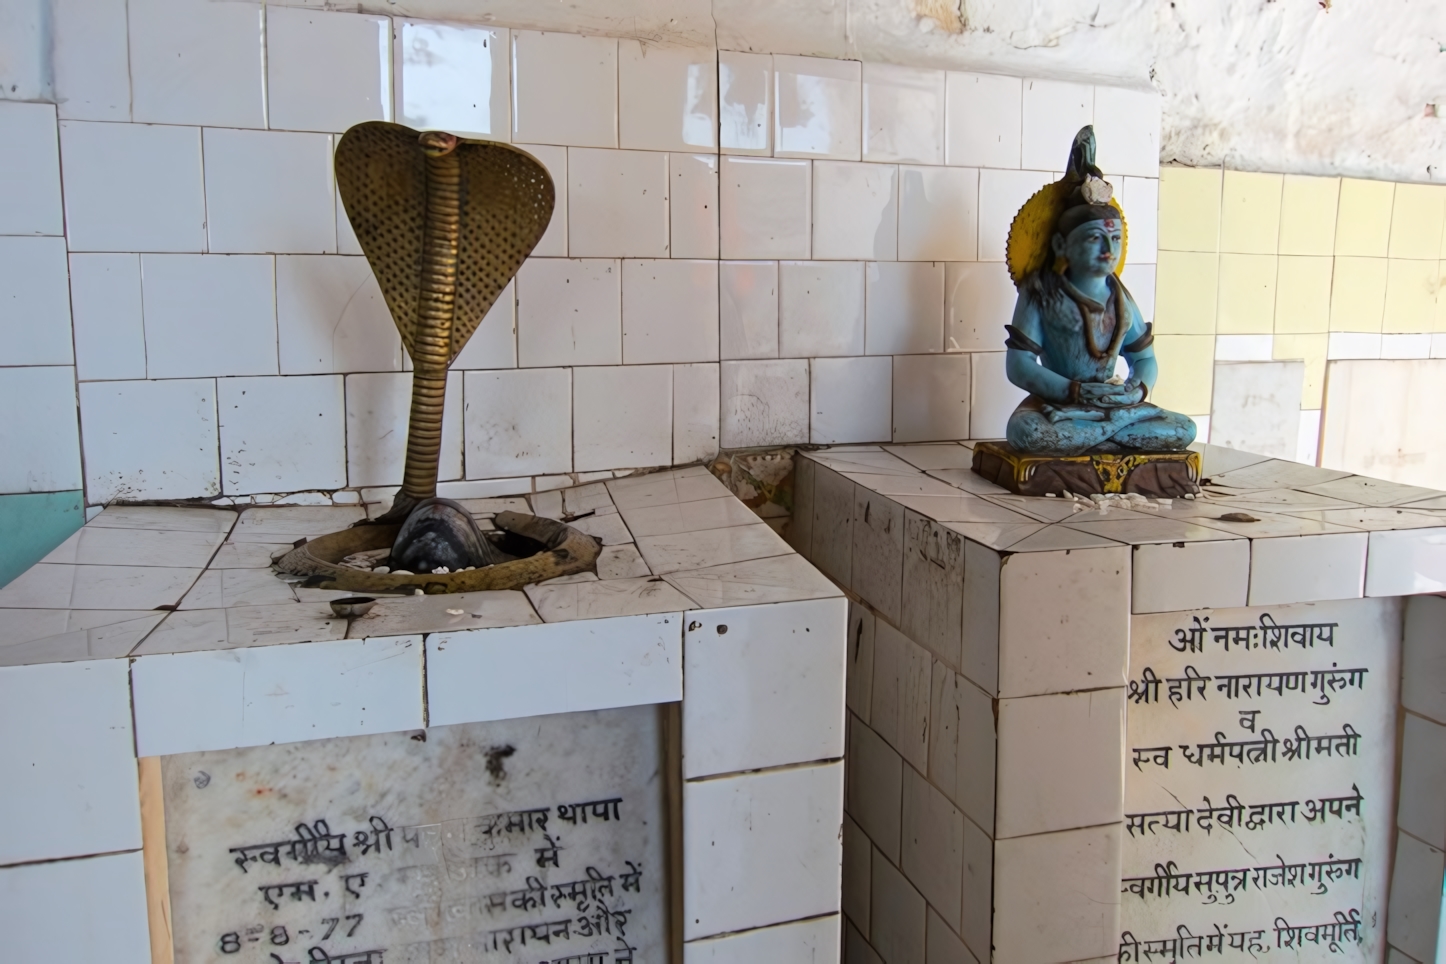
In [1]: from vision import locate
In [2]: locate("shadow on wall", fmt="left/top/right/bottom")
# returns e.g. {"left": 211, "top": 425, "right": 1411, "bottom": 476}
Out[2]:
{"left": 0, "top": 491, "right": 84, "bottom": 588}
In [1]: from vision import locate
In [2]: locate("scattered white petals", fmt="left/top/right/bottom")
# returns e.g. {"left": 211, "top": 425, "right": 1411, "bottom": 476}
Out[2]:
{"left": 446, "top": 608, "right": 464, "bottom": 615}
{"left": 432, "top": 566, "right": 450, "bottom": 574}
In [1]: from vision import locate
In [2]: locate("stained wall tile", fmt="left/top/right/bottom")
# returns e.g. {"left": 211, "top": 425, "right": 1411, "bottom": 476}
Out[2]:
{"left": 395, "top": 21, "right": 509, "bottom": 140}
{"left": 463, "top": 368, "right": 572, "bottom": 478}
{"left": 79, "top": 378, "right": 218, "bottom": 502}
{"left": 720, "top": 359, "right": 809, "bottom": 448}
{"left": 0, "top": 237, "right": 73, "bottom": 366}
{"left": 0, "top": 102, "right": 64, "bottom": 235}
{"left": 128, "top": 0, "right": 264, "bottom": 128}
{"left": 267, "top": 6, "right": 392, "bottom": 133}
{"left": 619, "top": 42, "right": 717, "bottom": 153}
{"left": 141, "top": 254, "right": 278, "bottom": 378}
{"left": 512, "top": 31, "right": 617, "bottom": 148}
{"left": 69, "top": 254, "right": 145, "bottom": 381}
{"left": 218, "top": 375, "right": 347, "bottom": 494}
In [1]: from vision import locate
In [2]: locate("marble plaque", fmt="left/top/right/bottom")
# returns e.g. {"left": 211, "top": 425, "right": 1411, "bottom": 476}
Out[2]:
{"left": 1122, "top": 599, "right": 1401, "bottom": 961}
{"left": 160, "top": 705, "right": 667, "bottom": 964}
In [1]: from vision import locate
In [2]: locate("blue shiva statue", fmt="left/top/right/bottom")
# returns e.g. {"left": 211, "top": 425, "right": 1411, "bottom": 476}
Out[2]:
{"left": 1001, "top": 126, "right": 1196, "bottom": 457}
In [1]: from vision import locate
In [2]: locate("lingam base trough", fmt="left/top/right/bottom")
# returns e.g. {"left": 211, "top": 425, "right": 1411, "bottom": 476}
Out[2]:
{"left": 275, "top": 510, "right": 601, "bottom": 595}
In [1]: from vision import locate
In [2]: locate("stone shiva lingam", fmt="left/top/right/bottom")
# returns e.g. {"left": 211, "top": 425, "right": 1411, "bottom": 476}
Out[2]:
{"left": 276, "top": 123, "right": 600, "bottom": 593}
{"left": 971, "top": 126, "right": 1201, "bottom": 498}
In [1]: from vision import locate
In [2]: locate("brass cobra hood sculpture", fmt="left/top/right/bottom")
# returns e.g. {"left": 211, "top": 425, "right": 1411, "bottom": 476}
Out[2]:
{"left": 272, "top": 123, "right": 600, "bottom": 594}
{"left": 335, "top": 122, "right": 554, "bottom": 523}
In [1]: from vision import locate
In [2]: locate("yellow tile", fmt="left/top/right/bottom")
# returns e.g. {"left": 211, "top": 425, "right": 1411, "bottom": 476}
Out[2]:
{"left": 1382, "top": 258, "right": 1440, "bottom": 333}
{"left": 1154, "top": 251, "right": 1218, "bottom": 334}
{"left": 1278, "top": 175, "right": 1339, "bottom": 256}
{"left": 1216, "top": 253, "right": 1277, "bottom": 333}
{"left": 1219, "top": 171, "right": 1282, "bottom": 254}
{"left": 1334, "top": 178, "right": 1395, "bottom": 257}
{"left": 1273, "top": 256, "right": 1333, "bottom": 333}
{"left": 1157, "top": 167, "right": 1221, "bottom": 252}
{"left": 1388, "top": 183, "right": 1446, "bottom": 260}
{"left": 1150, "top": 335, "right": 1215, "bottom": 416}
{"left": 1272, "top": 333, "right": 1328, "bottom": 408}
{"left": 1328, "top": 256, "right": 1388, "bottom": 332}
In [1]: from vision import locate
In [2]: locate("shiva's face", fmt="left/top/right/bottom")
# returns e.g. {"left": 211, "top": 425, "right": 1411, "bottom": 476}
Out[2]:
{"left": 1052, "top": 218, "right": 1122, "bottom": 278}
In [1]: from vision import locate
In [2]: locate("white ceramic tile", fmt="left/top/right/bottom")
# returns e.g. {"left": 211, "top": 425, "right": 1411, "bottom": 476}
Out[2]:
{"left": 775, "top": 55, "right": 862, "bottom": 160}
{"left": 1131, "top": 538, "right": 1249, "bottom": 613}
{"left": 0, "top": 851, "right": 151, "bottom": 964}
{"left": 814, "top": 161, "right": 899, "bottom": 260}
{"left": 133, "top": 601, "right": 344, "bottom": 654}
{"left": 267, "top": 6, "right": 391, "bottom": 133}
{"left": 1382, "top": 333, "right": 1433, "bottom": 359}
{"left": 1398, "top": 713, "right": 1446, "bottom": 849}
{"left": 884, "top": 443, "right": 973, "bottom": 471}
{"left": 946, "top": 261, "right": 1014, "bottom": 353}
{"left": 1021, "top": 79, "right": 1093, "bottom": 171}
{"left": 719, "top": 50, "right": 772, "bottom": 155}
{"left": 1123, "top": 176, "right": 1159, "bottom": 263}
{"left": 516, "top": 257, "right": 622, "bottom": 367}
{"left": 217, "top": 375, "right": 345, "bottom": 494}
{"left": 0, "top": 102, "right": 63, "bottom": 235}
{"left": 845, "top": 599, "right": 875, "bottom": 721}
{"left": 619, "top": 41, "right": 716, "bottom": 152}
{"left": 464, "top": 367, "right": 571, "bottom": 478}
{"left": 779, "top": 260, "right": 865, "bottom": 357}
{"left": 90, "top": 504, "right": 236, "bottom": 533}
{"left": 1327, "top": 331, "right": 1383, "bottom": 360}
{"left": 179, "top": 567, "right": 295, "bottom": 610}
{"left": 598, "top": 542, "right": 653, "bottom": 579}
{"left": 927, "top": 906, "right": 973, "bottom": 964}
{"left": 1386, "top": 830, "right": 1445, "bottom": 963}
{"left": 870, "top": 847, "right": 926, "bottom": 964}
{"left": 683, "top": 762, "right": 844, "bottom": 939}
{"left": 0, "top": 609, "right": 165, "bottom": 668}
{"left": 945, "top": 71, "right": 1023, "bottom": 169}
{"left": 847, "top": 717, "right": 902, "bottom": 863}
{"left": 395, "top": 21, "right": 509, "bottom": 140}
{"left": 59, "top": 121, "right": 205, "bottom": 252}
{"left": 719, "top": 156, "right": 812, "bottom": 259}
{"left": 870, "top": 620, "right": 932, "bottom": 770}
{"left": 1094, "top": 86, "right": 1161, "bottom": 178}
{"left": 851, "top": 489, "right": 905, "bottom": 624}
{"left": 863, "top": 63, "right": 945, "bottom": 165}
{"left": 978, "top": 168, "right": 1055, "bottom": 262}
{"left": 79, "top": 378, "right": 216, "bottom": 502}
{"left": 664, "top": 552, "right": 841, "bottom": 608}
{"left": 574, "top": 364, "right": 672, "bottom": 471}
{"left": 1213, "top": 335, "right": 1275, "bottom": 362}
{"left": 428, "top": 612, "right": 681, "bottom": 725}
{"left": 813, "top": 356, "right": 893, "bottom": 445}
{"left": 69, "top": 254, "right": 144, "bottom": 380}
{"left": 931, "top": 664, "right": 997, "bottom": 831}
{"left": 995, "top": 687, "right": 1123, "bottom": 838}
{"left": 512, "top": 30, "right": 617, "bottom": 148}
{"left": 1366, "top": 527, "right": 1446, "bottom": 596}
{"left": 568, "top": 147, "right": 669, "bottom": 257}
{"left": 998, "top": 546, "right": 1128, "bottom": 697}
{"left": 43, "top": 523, "right": 220, "bottom": 571}
{"left": 675, "top": 362, "right": 720, "bottom": 463}
{"left": 970, "top": 351, "right": 1029, "bottom": 439}
{"left": 1248, "top": 531, "right": 1368, "bottom": 604}
{"left": 899, "top": 166, "right": 978, "bottom": 262}
{"left": 892, "top": 353, "right": 971, "bottom": 444}
{"left": 52, "top": 0, "right": 131, "bottom": 122}
{"left": 901, "top": 513, "right": 964, "bottom": 669}
{"left": 127, "top": 0, "right": 264, "bottom": 128}
{"left": 1404, "top": 595, "right": 1446, "bottom": 724}
{"left": 810, "top": 466, "right": 856, "bottom": 586}
{"left": 867, "top": 261, "right": 945, "bottom": 355}
{"left": 451, "top": 279, "right": 517, "bottom": 370}
{"left": 0, "top": 237, "right": 71, "bottom": 367}
{"left": 636, "top": 521, "right": 789, "bottom": 575}
{"left": 622, "top": 259, "right": 719, "bottom": 363}
{"left": 344, "top": 589, "right": 537, "bottom": 637}
{"left": 141, "top": 254, "right": 276, "bottom": 378}
{"left": 0, "top": 560, "right": 201, "bottom": 611}
{"left": 720, "top": 261, "right": 778, "bottom": 359}
{"left": 0, "top": 659, "right": 138, "bottom": 863}
{"left": 992, "top": 823, "right": 1121, "bottom": 963}
{"left": 720, "top": 358, "right": 810, "bottom": 447}
{"left": 515, "top": 143, "right": 568, "bottom": 256}
{"left": 276, "top": 255, "right": 403, "bottom": 375}
{"left": 683, "top": 598, "right": 846, "bottom": 778}
{"left": 526, "top": 574, "right": 695, "bottom": 622}
{"left": 1121, "top": 262, "right": 1156, "bottom": 327}
{"left": 132, "top": 635, "right": 421, "bottom": 756}
{"left": 606, "top": 465, "right": 728, "bottom": 509}
{"left": 203, "top": 128, "right": 336, "bottom": 254}
{"left": 902, "top": 766, "right": 966, "bottom": 932}
{"left": 344, "top": 370, "right": 462, "bottom": 487}
{"left": 672, "top": 153, "right": 720, "bottom": 259}
{"left": 685, "top": 915, "right": 840, "bottom": 963}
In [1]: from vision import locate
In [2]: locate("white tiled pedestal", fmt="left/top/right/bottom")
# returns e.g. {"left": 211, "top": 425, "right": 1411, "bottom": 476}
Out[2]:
{"left": 0, "top": 467, "right": 847, "bottom": 963}
{"left": 795, "top": 442, "right": 1446, "bottom": 964}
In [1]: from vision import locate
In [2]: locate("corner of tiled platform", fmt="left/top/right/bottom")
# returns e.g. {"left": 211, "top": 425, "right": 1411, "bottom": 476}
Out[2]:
{"left": 793, "top": 440, "right": 1446, "bottom": 964}
{"left": 0, "top": 467, "right": 848, "bottom": 962}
